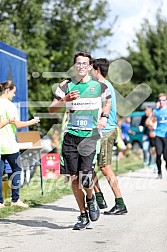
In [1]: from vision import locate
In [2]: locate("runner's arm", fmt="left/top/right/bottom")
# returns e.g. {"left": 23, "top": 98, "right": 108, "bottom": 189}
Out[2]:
{"left": 49, "top": 91, "right": 79, "bottom": 114}
{"left": 49, "top": 79, "right": 79, "bottom": 114}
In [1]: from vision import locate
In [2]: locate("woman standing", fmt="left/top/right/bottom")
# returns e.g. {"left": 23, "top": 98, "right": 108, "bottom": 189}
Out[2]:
{"left": 0, "top": 80, "right": 40, "bottom": 208}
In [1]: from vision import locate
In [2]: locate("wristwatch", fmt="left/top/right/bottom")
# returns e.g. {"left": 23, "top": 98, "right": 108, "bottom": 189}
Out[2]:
{"left": 101, "top": 113, "right": 109, "bottom": 119}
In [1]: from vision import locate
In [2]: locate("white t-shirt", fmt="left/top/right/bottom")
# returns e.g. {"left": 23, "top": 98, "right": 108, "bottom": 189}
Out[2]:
{"left": 0, "top": 98, "right": 20, "bottom": 154}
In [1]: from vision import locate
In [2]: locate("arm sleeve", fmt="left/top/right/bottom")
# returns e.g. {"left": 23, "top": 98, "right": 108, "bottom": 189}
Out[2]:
{"left": 101, "top": 83, "right": 111, "bottom": 102}
{"left": 6, "top": 103, "right": 20, "bottom": 121}
{"left": 54, "top": 80, "right": 69, "bottom": 100}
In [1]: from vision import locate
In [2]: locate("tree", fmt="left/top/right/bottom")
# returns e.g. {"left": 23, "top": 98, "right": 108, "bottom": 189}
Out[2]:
{"left": 0, "top": 0, "right": 114, "bottom": 133}
{"left": 45, "top": 0, "right": 112, "bottom": 72}
{"left": 126, "top": 10, "right": 167, "bottom": 100}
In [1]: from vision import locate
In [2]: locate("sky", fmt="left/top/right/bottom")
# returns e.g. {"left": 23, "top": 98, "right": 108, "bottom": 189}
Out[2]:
{"left": 93, "top": 0, "right": 167, "bottom": 59}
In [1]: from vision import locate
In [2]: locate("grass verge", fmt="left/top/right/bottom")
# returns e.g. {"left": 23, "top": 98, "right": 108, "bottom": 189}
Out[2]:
{"left": 0, "top": 174, "right": 72, "bottom": 218}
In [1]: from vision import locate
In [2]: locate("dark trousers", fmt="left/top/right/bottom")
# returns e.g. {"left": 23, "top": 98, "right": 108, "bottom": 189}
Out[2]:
{"left": 0, "top": 159, "right": 4, "bottom": 203}
{"left": 0, "top": 152, "right": 21, "bottom": 203}
{"left": 155, "top": 136, "right": 167, "bottom": 175}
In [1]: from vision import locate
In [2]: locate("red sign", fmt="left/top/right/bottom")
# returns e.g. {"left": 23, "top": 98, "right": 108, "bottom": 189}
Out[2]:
{"left": 41, "top": 153, "right": 60, "bottom": 178}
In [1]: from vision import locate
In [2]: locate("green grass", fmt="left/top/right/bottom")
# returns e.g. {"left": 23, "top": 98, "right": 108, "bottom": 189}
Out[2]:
{"left": 0, "top": 173, "right": 72, "bottom": 218}
{"left": 0, "top": 151, "right": 142, "bottom": 218}
{"left": 94, "top": 150, "right": 142, "bottom": 180}
{"left": 113, "top": 153, "right": 143, "bottom": 175}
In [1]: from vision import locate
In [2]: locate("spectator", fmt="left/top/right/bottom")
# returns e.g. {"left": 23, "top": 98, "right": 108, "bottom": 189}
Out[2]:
{"left": 0, "top": 80, "right": 39, "bottom": 208}
{"left": 140, "top": 107, "right": 154, "bottom": 167}
{"left": 117, "top": 118, "right": 127, "bottom": 159}
{"left": 121, "top": 117, "right": 135, "bottom": 150}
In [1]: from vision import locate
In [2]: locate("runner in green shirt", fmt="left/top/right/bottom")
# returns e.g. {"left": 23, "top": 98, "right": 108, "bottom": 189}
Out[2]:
{"left": 50, "top": 51, "right": 111, "bottom": 230}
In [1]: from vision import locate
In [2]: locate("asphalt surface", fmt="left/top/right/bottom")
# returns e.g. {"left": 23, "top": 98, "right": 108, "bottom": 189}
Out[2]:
{"left": 0, "top": 163, "right": 167, "bottom": 252}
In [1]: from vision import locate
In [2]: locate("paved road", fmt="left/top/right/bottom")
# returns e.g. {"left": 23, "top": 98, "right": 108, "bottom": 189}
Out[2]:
{"left": 0, "top": 163, "right": 167, "bottom": 252}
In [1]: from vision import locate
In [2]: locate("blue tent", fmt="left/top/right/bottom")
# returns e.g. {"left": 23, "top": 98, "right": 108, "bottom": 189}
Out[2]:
{"left": 0, "top": 41, "right": 28, "bottom": 124}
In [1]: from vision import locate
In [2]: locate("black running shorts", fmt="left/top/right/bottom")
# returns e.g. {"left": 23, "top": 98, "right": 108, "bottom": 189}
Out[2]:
{"left": 61, "top": 132, "right": 99, "bottom": 175}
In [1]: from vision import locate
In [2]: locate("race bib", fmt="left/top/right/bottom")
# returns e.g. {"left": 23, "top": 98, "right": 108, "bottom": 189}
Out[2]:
{"left": 72, "top": 115, "right": 93, "bottom": 130}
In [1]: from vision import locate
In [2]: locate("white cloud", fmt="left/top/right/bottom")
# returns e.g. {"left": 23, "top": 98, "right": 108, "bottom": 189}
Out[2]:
{"left": 93, "top": 0, "right": 167, "bottom": 59}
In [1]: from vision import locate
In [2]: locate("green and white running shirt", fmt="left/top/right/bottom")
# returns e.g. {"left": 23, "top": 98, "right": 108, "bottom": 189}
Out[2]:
{"left": 54, "top": 78, "right": 111, "bottom": 137}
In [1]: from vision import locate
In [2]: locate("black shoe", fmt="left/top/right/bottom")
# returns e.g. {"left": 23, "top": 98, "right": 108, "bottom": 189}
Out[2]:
{"left": 156, "top": 174, "right": 162, "bottom": 179}
{"left": 86, "top": 194, "right": 100, "bottom": 221}
{"left": 104, "top": 204, "right": 128, "bottom": 215}
{"left": 73, "top": 212, "right": 90, "bottom": 230}
{"left": 95, "top": 192, "right": 108, "bottom": 209}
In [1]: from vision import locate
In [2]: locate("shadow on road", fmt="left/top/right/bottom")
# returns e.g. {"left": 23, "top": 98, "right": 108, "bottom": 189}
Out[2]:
{"left": 0, "top": 218, "right": 74, "bottom": 230}
{"left": 35, "top": 204, "right": 79, "bottom": 213}
{"left": 120, "top": 174, "right": 156, "bottom": 180}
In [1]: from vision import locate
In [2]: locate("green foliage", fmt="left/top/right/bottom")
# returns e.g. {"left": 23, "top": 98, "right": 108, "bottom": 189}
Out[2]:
{"left": 126, "top": 10, "right": 167, "bottom": 101}
{"left": 112, "top": 81, "right": 136, "bottom": 97}
{"left": 0, "top": 0, "right": 113, "bottom": 133}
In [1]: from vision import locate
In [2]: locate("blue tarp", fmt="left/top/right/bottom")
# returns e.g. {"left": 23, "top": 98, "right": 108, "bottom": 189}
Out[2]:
{"left": 0, "top": 41, "right": 28, "bottom": 123}
{"left": 0, "top": 42, "right": 29, "bottom": 173}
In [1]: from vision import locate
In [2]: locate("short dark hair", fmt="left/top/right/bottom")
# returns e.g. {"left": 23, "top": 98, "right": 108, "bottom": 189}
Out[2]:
{"left": 144, "top": 106, "right": 152, "bottom": 111}
{"left": 93, "top": 58, "right": 109, "bottom": 78}
{"left": 73, "top": 51, "right": 93, "bottom": 65}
